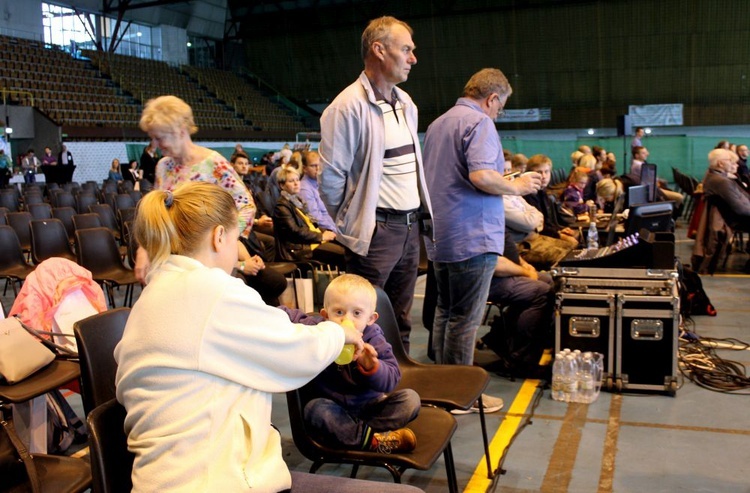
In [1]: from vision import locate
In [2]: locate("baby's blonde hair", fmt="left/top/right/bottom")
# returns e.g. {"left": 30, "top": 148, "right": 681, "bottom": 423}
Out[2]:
{"left": 324, "top": 273, "right": 377, "bottom": 312}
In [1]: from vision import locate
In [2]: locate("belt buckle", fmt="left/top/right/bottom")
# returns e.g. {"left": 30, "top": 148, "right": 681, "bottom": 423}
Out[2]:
{"left": 405, "top": 211, "right": 415, "bottom": 226}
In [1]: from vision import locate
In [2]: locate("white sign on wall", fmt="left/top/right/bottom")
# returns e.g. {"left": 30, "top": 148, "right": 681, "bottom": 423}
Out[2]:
{"left": 496, "top": 108, "right": 552, "bottom": 123}
{"left": 628, "top": 104, "right": 683, "bottom": 126}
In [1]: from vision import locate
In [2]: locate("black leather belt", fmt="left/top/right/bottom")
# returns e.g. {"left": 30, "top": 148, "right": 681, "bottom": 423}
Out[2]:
{"left": 375, "top": 209, "right": 418, "bottom": 226}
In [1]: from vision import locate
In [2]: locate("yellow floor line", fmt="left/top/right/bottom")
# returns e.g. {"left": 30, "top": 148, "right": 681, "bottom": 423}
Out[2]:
{"left": 463, "top": 379, "right": 541, "bottom": 492}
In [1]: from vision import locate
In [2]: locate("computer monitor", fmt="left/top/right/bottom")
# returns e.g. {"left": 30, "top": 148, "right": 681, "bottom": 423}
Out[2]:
{"left": 625, "top": 201, "right": 674, "bottom": 236}
{"left": 639, "top": 162, "right": 658, "bottom": 202}
{"left": 628, "top": 185, "right": 649, "bottom": 207}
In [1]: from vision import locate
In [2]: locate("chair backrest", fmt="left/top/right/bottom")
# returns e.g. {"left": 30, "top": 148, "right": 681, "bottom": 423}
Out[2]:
{"left": 89, "top": 204, "right": 119, "bottom": 233}
{"left": 0, "top": 206, "right": 7, "bottom": 225}
{"left": 28, "top": 202, "right": 53, "bottom": 220}
{"left": 75, "top": 227, "right": 125, "bottom": 276}
{"left": 23, "top": 193, "right": 44, "bottom": 206}
{"left": 128, "top": 191, "right": 142, "bottom": 204}
{"left": 30, "top": 218, "right": 76, "bottom": 264}
{"left": 55, "top": 191, "right": 76, "bottom": 209}
{"left": 52, "top": 206, "right": 77, "bottom": 240}
{"left": 6, "top": 211, "right": 32, "bottom": 250}
{"left": 114, "top": 194, "right": 135, "bottom": 212}
{"left": 118, "top": 181, "right": 134, "bottom": 193}
{"left": 73, "top": 213, "right": 103, "bottom": 231}
{"left": 87, "top": 398, "right": 134, "bottom": 493}
{"left": 76, "top": 193, "right": 98, "bottom": 214}
{"left": 0, "top": 191, "right": 20, "bottom": 212}
{"left": 0, "top": 225, "right": 27, "bottom": 270}
{"left": 73, "top": 307, "right": 130, "bottom": 415}
{"left": 374, "top": 286, "right": 416, "bottom": 366}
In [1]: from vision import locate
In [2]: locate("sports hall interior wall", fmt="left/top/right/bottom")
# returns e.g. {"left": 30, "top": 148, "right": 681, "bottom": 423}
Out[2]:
{"left": 238, "top": 0, "right": 750, "bottom": 133}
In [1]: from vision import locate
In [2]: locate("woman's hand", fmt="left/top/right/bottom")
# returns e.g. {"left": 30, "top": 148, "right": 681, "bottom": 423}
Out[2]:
{"left": 239, "top": 255, "right": 265, "bottom": 276}
{"left": 134, "top": 246, "right": 151, "bottom": 285}
{"left": 321, "top": 231, "right": 336, "bottom": 242}
{"left": 256, "top": 215, "right": 273, "bottom": 229}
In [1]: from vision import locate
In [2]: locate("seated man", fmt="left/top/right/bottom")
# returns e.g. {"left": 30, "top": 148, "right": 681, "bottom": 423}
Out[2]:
{"left": 523, "top": 154, "right": 579, "bottom": 246}
{"left": 478, "top": 235, "right": 554, "bottom": 378}
{"left": 298, "top": 150, "right": 338, "bottom": 233}
{"left": 702, "top": 148, "right": 750, "bottom": 231}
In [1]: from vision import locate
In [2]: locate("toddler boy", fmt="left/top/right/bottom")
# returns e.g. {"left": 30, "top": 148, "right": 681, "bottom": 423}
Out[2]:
{"left": 282, "top": 273, "right": 420, "bottom": 453}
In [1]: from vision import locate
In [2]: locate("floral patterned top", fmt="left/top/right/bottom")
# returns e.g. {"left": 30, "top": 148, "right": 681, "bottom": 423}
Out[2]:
{"left": 155, "top": 151, "right": 255, "bottom": 237}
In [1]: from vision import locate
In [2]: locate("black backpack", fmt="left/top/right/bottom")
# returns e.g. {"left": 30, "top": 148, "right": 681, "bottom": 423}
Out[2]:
{"left": 679, "top": 264, "right": 717, "bottom": 317}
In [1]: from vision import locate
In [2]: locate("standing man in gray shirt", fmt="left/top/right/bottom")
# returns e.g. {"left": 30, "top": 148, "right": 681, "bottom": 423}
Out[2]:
{"left": 319, "top": 16, "right": 432, "bottom": 352}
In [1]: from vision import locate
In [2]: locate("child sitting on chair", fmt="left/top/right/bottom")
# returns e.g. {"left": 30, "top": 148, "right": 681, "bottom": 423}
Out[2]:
{"left": 562, "top": 168, "right": 593, "bottom": 216}
{"left": 280, "top": 273, "right": 421, "bottom": 453}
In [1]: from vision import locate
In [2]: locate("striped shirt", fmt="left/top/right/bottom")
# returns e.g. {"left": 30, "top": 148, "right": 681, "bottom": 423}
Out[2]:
{"left": 373, "top": 88, "right": 419, "bottom": 211}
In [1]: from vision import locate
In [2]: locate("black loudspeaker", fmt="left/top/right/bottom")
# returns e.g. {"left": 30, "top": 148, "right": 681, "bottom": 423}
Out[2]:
{"left": 617, "top": 115, "right": 631, "bottom": 136}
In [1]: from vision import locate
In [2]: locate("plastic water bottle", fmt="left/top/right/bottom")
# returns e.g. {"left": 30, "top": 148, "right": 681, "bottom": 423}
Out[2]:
{"left": 551, "top": 353, "right": 565, "bottom": 401}
{"left": 579, "top": 352, "right": 596, "bottom": 404}
{"left": 572, "top": 349, "right": 583, "bottom": 402}
{"left": 587, "top": 220, "right": 599, "bottom": 250}
{"left": 562, "top": 355, "right": 579, "bottom": 403}
{"left": 334, "top": 320, "right": 356, "bottom": 365}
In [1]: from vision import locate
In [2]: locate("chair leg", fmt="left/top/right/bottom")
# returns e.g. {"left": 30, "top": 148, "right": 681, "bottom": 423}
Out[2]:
{"left": 309, "top": 461, "right": 324, "bottom": 474}
{"left": 478, "top": 398, "right": 493, "bottom": 479}
{"left": 349, "top": 464, "right": 359, "bottom": 478}
{"left": 443, "top": 441, "right": 458, "bottom": 493}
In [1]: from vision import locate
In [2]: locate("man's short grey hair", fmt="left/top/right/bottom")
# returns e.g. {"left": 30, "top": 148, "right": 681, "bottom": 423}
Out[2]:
{"left": 361, "top": 16, "right": 413, "bottom": 61}
{"left": 462, "top": 68, "right": 512, "bottom": 99}
{"left": 708, "top": 148, "right": 736, "bottom": 170}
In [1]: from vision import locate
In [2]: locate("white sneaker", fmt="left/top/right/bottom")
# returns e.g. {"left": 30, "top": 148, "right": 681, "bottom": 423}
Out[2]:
{"left": 451, "top": 393, "right": 504, "bottom": 415}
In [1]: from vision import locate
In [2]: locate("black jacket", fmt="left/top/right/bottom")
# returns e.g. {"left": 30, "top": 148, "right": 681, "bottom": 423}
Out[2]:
{"left": 273, "top": 195, "right": 323, "bottom": 262}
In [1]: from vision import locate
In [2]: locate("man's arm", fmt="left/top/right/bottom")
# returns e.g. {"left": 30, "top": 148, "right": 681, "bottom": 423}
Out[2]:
{"left": 470, "top": 169, "right": 541, "bottom": 196}
{"left": 493, "top": 255, "right": 538, "bottom": 280}
{"left": 319, "top": 103, "right": 361, "bottom": 218}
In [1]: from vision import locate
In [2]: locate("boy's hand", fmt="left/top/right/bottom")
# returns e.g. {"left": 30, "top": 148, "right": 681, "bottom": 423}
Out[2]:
{"left": 356, "top": 343, "right": 379, "bottom": 371}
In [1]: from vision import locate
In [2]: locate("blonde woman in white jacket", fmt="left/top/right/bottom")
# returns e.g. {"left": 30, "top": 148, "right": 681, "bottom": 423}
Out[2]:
{"left": 114, "top": 182, "right": 420, "bottom": 493}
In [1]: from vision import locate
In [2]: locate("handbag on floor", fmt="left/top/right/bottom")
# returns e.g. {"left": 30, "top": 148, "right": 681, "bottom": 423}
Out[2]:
{"left": 312, "top": 265, "right": 343, "bottom": 310}
{"left": 1, "top": 407, "right": 42, "bottom": 492}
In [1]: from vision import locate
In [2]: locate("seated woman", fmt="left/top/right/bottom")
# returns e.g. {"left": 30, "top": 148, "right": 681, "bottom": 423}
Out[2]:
{"left": 273, "top": 167, "right": 345, "bottom": 269}
{"left": 114, "top": 182, "right": 416, "bottom": 493}
{"left": 108, "top": 158, "right": 124, "bottom": 182}
{"left": 595, "top": 177, "right": 626, "bottom": 214}
{"left": 124, "top": 159, "right": 142, "bottom": 185}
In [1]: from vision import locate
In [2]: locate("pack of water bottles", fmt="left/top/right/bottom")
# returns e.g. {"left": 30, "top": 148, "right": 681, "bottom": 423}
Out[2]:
{"left": 550, "top": 349, "right": 604, "bottom": 404}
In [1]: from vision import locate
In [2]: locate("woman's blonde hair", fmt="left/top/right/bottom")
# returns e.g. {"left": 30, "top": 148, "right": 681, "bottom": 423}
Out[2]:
{"left": 134, "top": 182, "right": 237, "bottom": 272}
{"left": 596, "top": 178, "right": 623, "bottom": 201}
{"left": 577, "top": 154, "right": 597, "bottom": 170}
{"left": 139, "top": 95, "right": 198, "bottom": 135}
{"left": 110, "top": 158, "right": 120, "bottom": 171}
{"left": 324, "top": 273, "right": 377, "bottom": 312}
{"left": 290, "top": 151, "right": 303, "bottom": 173}
{"left": 277, "top": 166, "right": 300, "bottom": 187}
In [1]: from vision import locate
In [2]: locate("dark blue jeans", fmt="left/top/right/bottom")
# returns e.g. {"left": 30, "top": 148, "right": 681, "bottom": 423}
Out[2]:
{"left": 486, "top": 273, "right": 555, "bottom": 365}
{"left": 345, "top": 220, "right": 420, "bottom": 352}
{"left": 304, "top": 389, "right": 421, "bottom": 448}
{"left": 432, "top": 253, "right": 497, "bottom": 365}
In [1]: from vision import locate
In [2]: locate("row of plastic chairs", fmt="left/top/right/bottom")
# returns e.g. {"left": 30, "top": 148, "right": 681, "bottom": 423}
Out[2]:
{"left": 0, "top": 222, "right": 137, "bottom": 308}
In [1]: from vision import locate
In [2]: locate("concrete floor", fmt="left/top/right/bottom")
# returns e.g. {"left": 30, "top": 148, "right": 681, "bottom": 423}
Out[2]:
{"left": 3, "top": 217, "right": 748, "bottom": 493}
